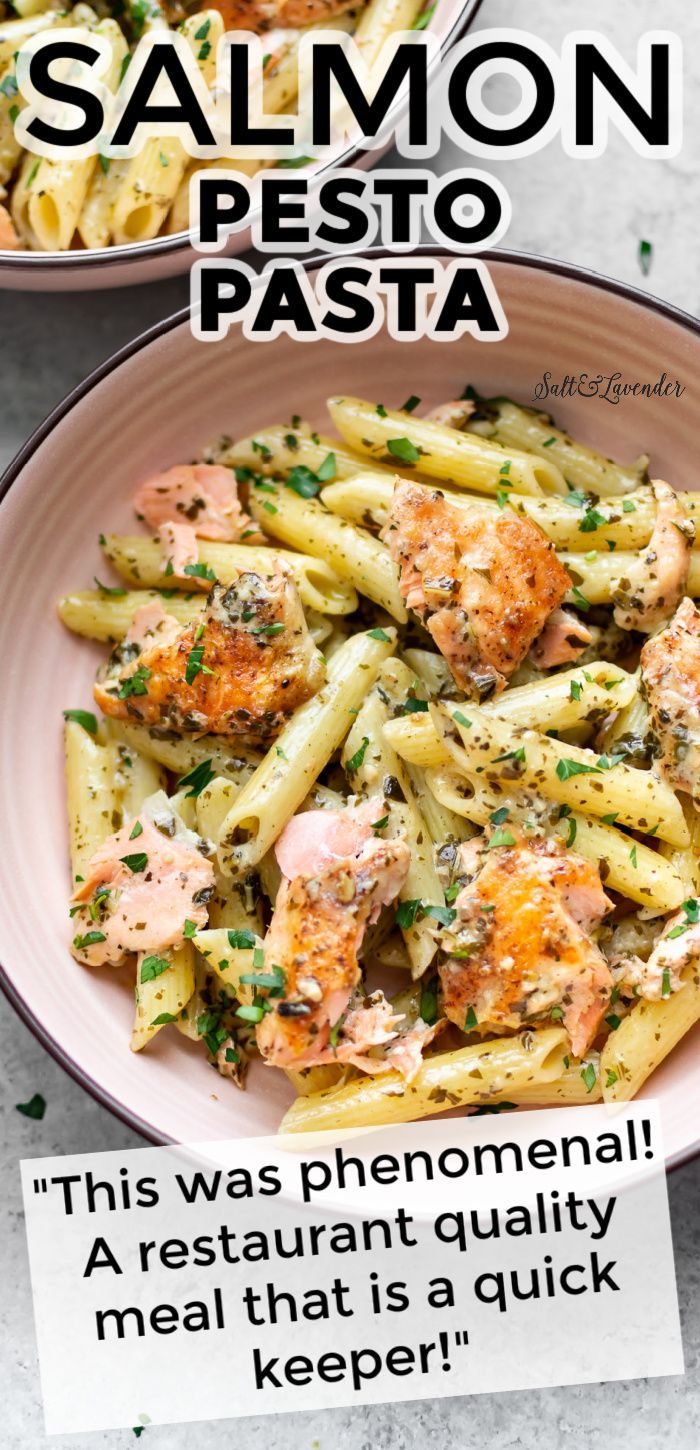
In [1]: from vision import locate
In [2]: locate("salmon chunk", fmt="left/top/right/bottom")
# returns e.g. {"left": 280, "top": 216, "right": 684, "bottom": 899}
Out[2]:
{"left": 610, "top": 897, "right": 699, "bottom": 1001}
{"left": 439, "top": 835, "right": 613, "bottom": 1057}
{"left": 70, "top": 793, "right": 214, "bottom": 966}
{"left": 94, "top": 567, "right": 325, "bottom": 740}
{"left": 614, "top": 481, "right": 694, "bottom": 631}
{"left": 641, "top": 597, "right": 700, "bottom": 804}
{"left": 382, "top": 480, "right": 571, "bottom": 697}
{"left": 256, "top": 806, "right": 410, "bottom": 1069}
{"left": 529, "top": 606, "right": 592, "bottom": 668}
{"left": 134, "top": 463, "right": 263, "bottom": 544}
{"left": 206, "top": 0, "right": 363, "bottom": 31}
{"left": 0, "top": 203, "right": 19, "bottom": 250}
{"left": 158, "top": 521, "right": 200, "bottom": 581}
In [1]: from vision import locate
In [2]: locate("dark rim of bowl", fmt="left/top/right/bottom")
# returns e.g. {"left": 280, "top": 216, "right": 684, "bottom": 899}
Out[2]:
{"left": 0, "top": 0, "right": 483, "bottom": 273}
{"left": 2, "top": 243, "right": 700, "bottom": 1163}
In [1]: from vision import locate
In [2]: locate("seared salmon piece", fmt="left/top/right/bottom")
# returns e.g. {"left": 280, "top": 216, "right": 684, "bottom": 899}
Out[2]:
{"left": 134, "top": 463, "right": 263, "bottom": 544}
{"left": 0, "top": 203, "right": 19, "bottom": 249}
{"left": 529, "top": 606, "right": 592, "bottom": 668}
{"left": 641, "top": 597, "right": 700, "bottom": 804}
{"left": 382, "top": 480, "right": 571, "bottom": 697}
{"left": 614, "top": 480, "right": 694, "bottom": 631}
{"left": 94, "top": 566, "right": 325, "bottom": 740}
{"left": 205, "top": 0, "right": 364, "bottom": 31}
{"left": 439, "top": 835, "right": 613, "bottom": 1057}
{"left": 610, "top": 898, "right": 699, "bottom": 1001}
{"left": 70, "top": 794, "right": 214, "bottom": 967}
{"left": 256, "top": 804, "right": 410, "bottom": 1069}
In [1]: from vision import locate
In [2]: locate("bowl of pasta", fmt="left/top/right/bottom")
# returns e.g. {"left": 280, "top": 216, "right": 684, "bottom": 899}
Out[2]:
{"left": 2, "top": 247, "right": 700, "bottom": 1157}
{"left": 0, "top": 0, "right": 480, "bottom": 288}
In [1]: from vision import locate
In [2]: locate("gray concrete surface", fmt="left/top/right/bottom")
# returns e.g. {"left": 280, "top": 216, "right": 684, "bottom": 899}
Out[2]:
{"left": 2, "top": 0, "right": 699, "bottom": 1445}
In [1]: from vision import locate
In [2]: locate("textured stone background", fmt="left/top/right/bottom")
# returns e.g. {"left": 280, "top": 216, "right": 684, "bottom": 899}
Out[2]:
{"left": 1, "top": 0, "right": 698, "bottom": 1444}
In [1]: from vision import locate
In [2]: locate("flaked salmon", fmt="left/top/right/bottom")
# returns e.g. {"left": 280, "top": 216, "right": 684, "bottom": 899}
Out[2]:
{"left": 134, "top": 463, "right": 263, "bottom": 543}
{"left": 94, "top": 566, "right": 325, "bottom": 740}
{"left": 256, "top": 805, "right": 411, "bottom": 1069}
{"left": 529, "top": 606, "right": 592, "bottom": 668}
{"left": 70, "top": 792, "right": 214, "bottom": 966}
{"left": 614, "top": 481, "right": 694, "bottom": 632}
{"left": 439, "top": 834, "right": 613, "bottom": 1057}
{"left": 204, "top": 0, "right": 363, "bottom": 31}
{"left": 641, "top": 597, "right": 700, "bottom": 805}
{"left": 382, "top": 480, "right": 571, "bottom": 698}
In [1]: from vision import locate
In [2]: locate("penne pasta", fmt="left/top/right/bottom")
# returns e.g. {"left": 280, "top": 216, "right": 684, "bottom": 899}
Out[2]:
{"left": 222, "top": 425, "right": 392, "bottom": 484}
{"left": 327, "top": 396, "right": 567, "bottom": 497}
{"left": 131, "top": 943, "right": 195, "bottom": 1052}
{"left": 425, "top": 766, "right": 690, "bottom": 912}
{"left": 218, "top": 629, "right": 396, "bottom": 877}
{"left": 100, "top": 533, "right": 357, "bottom": 615}
{"left": 104, "top": 719, "right": 261, "bottom": 786}
{"left": 64, "top": 719, "right": 118, "bottom": 882}
{"left": 466, "top": 397, "right": 648, "bottom": 495}
{"left": 601, "top": 963, "right": 700, "bottom": 1102}
{"left": 433, "top": 700, "right": 689, "bottom": 847}
{"left": 341, "top": 665, "right": 445, "bottom": 976}
{"left": 279, "top": 1027, "right": 570, "bottom": 1131}
{"left": 383, "top": 662, "right": 636, "bottom": 768}
{"left": 247, "top": 484, "right": 407, "bottom": 621}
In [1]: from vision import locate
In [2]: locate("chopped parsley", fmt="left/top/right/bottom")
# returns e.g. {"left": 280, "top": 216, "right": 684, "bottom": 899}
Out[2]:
{"left": 580, "top": 1061, "right": 597, "bottom": 1093}
{"left": 345, "top": 736, "right": 370, "bottom": 773}
{"left": 93, "top": 577, "right": 126, "bottom": 595}
{"left": 183, "top": 561, "right": 217, "bottom": 582}
{"left": 639, "top": 239, "right": 653, "bottom": 276}
{"left": 151, "top": 1012, "right": 179, "bottom": 1025}
{"left": 490, "top": 806, "right": 510, "bottom": 825}
{"left": 63, "top": 708, "right": 97, "bottom": 735}
{"left": 366, "top": 627, "right": 391, "bottom": 641}
{"left": 605, "top": 1069, "right": 618, "bottom": 1088}
{"left": 487, "top": 826, "right": 515, "bottom": 849}
{"left": 605, "top": 1014, "right": 621, "bottom": 1031}
{"left": 120, "top": 852, "right": 148, "bottom": 873}
{"left": 177, "top": 758, "right": 215, "bottom": 798}
{"left": 570, "top": 586, "right": 591, "bottom": 611}
{"left": 464, "top": 1006, "right": 478, "bottom": 1030}
{"left": 570, "top": 680, "right": 582, "bottom": 702}
{"left": 227, "top": 928, "right": 256, "bottom": 949}
{"left": 661, "top": 968, "right": 671, "bottom": 998}
{"left": 73, "top": 931, "right": 106, "bottom": 949}
{"left": 579, "top": 509, "right": 607, "bottom": 533}
{"left": 395, "top": 898, "right": 422, "bottom": 929}
{"left": 387, "top": 437, "right": 420, "bottom": 464}
{"left": 118, "top": 665, "right": 151, "bottom": 699}
{"left": 401, "top": 394, "right": 421, "bottom": 412}
{"left": 251, "top": 622, "right": 285, "bottom": 637}
{"left": 129, "top": 822, "right": 143, "bottom": 841}
{"left": 140, "top": 955, "right": 171, "bottom": 983}
{"left": 622, "top": 498, "right": 637, "bottom": 514}
{"left": 16, "top": 1093, "right": 46, "bottom": 1120}
{"left": 555, "top": 757, "right": 600, "bottom": 781}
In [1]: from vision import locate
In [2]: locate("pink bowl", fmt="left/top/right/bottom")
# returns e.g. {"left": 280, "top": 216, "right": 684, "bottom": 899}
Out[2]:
{"left": 2, "top": 248, "right": 699, "bottom": 1156}
{"left": 0, "top": 0, "right": 480, "bottom": 291}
